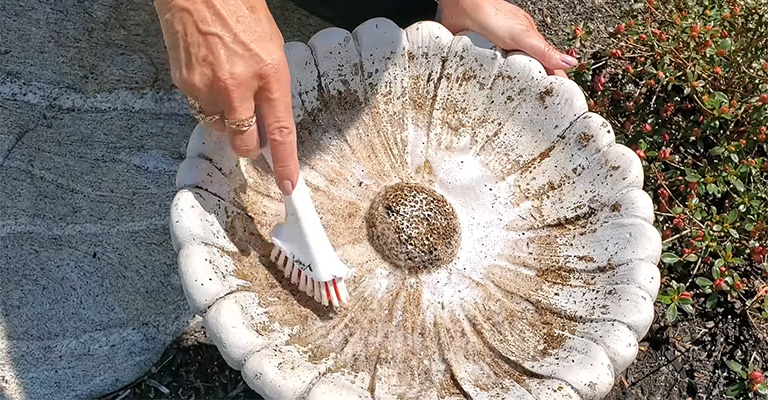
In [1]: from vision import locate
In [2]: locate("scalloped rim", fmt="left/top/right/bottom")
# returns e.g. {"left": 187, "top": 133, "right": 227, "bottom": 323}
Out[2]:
{"left": 169, "top": 18, "right": 661, "bottom": 400}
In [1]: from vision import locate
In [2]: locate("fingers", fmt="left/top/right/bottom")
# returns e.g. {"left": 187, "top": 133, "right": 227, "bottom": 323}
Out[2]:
{"left": 514, "top": 33, "right": 578, "bottom": 71}
{"left": 544, "top": 66, "right": 570, "bottom": 79}
{"left": 221, "top": 91, "right": 261, "bottom": 158}
{"left": 256, "top": 58, "right": 300, "bottom": 195}
{"left": 448, "top": 0, "right": 577, "bottom": 72}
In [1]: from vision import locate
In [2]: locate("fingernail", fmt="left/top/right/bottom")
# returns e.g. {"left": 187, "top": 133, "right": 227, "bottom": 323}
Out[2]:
{"left": 560, "top": 54, "right": 578, "bottom": 68}
{"left": 279, "top": 180, "right": 293, "bottom": 196}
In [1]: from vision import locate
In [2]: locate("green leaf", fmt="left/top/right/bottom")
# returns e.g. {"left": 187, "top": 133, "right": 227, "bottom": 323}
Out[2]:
{"left": 715, "top": 258, "right": 725, "bottom": 268}
{"left": 666, "top": 303, "right": 679, "bottom": 322}
{"left": 678, "top": 297, "right": 693, "bottom": 305}
{"left": 727, "top": 209, "right": 739, "bottom": 223}
{"left": 713, "top": 91, "right": 729, "bottom": 103}
{"left": 713, "top": 224, "right": 723, "bottom": 232}
{"left": 710, "top": 147, "right": 725, "bottom": 155}
{"left": 661, "top": 253, "right": 681, "bottom": 264}
{"left": 719, "top": 38, "right": 733, "bottom": 51}
{"left": 707, "top": 183, "right": 718, "bottom": 194}
{"left": 757, "top": 383, "right": 768, "bottom": 395}
{"left": 706, "top": 293, "right": 719, "bottom": 309}
{"left": 725, "top": 359, "right": 744, "bottom": 374}
{"left": 685, "top": 173, "right": 701, "bottom": 182}
{"left": 729, "top": 228, "right": 739, "bottom": 238}
{"left": 729, "top": 175, "right": 746, "bottom": 192}
{"left": 732, "top": 258, "right": 745, "bottom": 265}
{"left": 684, "top": 254, "right": 699, "bottom": 262}
{"left": 679, "top": 303, "right": 694, "bottom": 315}
{"left": 725, "top": 382, "right": 746, "bottom": 397}
{"left": 696, "top": 277, "right": 713, "bottom": 286}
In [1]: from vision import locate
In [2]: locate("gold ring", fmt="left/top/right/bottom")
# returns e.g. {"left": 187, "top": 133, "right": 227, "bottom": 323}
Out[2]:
{"left": 187, "top": 97, "right": 221, "bottom": 123}
{"left": 224, "top": 115, "right": 257, "bottom": 132}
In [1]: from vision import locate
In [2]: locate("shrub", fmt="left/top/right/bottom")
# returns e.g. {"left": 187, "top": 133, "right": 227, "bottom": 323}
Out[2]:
{"left": 566, "top": 0, "right": 767, "bottom": 396}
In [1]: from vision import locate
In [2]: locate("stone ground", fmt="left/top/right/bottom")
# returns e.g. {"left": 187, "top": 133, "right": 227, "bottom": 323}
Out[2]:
{"left": 1, "top": 0, "right": 635, "bottom": 399}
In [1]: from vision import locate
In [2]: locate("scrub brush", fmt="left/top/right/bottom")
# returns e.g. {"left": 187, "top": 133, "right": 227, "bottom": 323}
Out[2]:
{"left": 259, "top": 146, "right": 353, "bottom": 307}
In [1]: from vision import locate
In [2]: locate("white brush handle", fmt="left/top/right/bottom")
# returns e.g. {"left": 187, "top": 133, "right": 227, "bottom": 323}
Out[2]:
{"left": 259, "top": 146, "right": 353, "bottom": 283}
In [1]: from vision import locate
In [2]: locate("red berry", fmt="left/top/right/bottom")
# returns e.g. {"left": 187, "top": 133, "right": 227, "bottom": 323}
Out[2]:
{"left": 740, "top": 139, "right": 747, "bottom": 146}
{"left": 614, "top": 24, "right": 626, "bottom": 34}
{"left": 714, "top": 66, "right": 723, "bottom": 75}
{"left": 625, "top": 102, "right": 635, "bottom": 112}
{"left": 635, "top": 149, "right": 646, "bottom": 160}
{"left": 717, "top": 49, "right": 727, "bottom": 57}
{"left": 749, "top": 371, "right": 765, "bottom": 385}
{"left": 692, "top": 24, "right": 701, "bottom": 34}
{"left": 713, "top": 278, "right": 725, "bottom": 290}
{"left": 718, "top": 266, "right": 727, "bottom": 274}
{"left": 749, "top": 159, "right": 757, "bottom": 167}
{"left": 760, "top": 94, "right": 768, "bottom": 104}
{"left": 628, "top": 19, "right": 635, "bottom": 28}
{"left": 639, "top": 33, "right": 647, "bottom": 41}
{"left": 662, "top": 134, "right": 670, "bottom": 142}
{"left": 566, "top": 48, "right": 578, "bottom": 58}
{"left": 733, "top": 6, "right": 740, "bottom": 15}
{"left": 658, "top": 149, "right": 671, "bottom": 161}
{"left": 719, "top": 106, "right": 730, "bottom": 114}
{"left": 722, "top": 13, "right": 731, "bottom": 20}
{"left": 759, "top": 132, "right": 767, "bottom": 142}
{"left": 679, "top": 292, "right": 692, "bottom": 299}
{"left": 610, "top": 49, "right": 623, "bottom": 58}
{"left": 573, "top": 26, "right": 584, "bottom": 37}
{"left": 647, "top": 79, "right": 656, "bottom": 87}
{"left": 755, "top": 246, "right": 766, "bottom": 256}
{"left": 674, "top": 218, "right": 684, "bottom": 229}
{"left": 624, "top": 64, "right": 634, "bottom": 73}
{"left": 735, "top": 281, "right": 745, "bottom": 291}
{"left": 721, "top": 30, "right": 729, "bottom": 38}
{"left": 657, "top": 70, "right": 665, "bottom": 78}
{"left": 577, "top": 62, "right": 587, "bottom": 72}
{"left": 682, "top": 248, "right": 693, "bottom": 257}
{"left": 763, "top": 62, "right": 768, "bottom": 72}
{"left": 642, "top": 123, "right": 653, "bottom": 133}
{"left": 662, "top": 229, "right": 672, "bottom": 238}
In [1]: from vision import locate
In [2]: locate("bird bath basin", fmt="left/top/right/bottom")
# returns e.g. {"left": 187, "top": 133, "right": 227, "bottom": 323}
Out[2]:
{"left": 170, "top": 18, "right": 661, "bottom": 400}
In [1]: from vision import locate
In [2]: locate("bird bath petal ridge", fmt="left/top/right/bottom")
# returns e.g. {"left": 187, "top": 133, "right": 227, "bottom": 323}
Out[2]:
{"left": 169, "top": 18, "right": 661, "bottom": 400}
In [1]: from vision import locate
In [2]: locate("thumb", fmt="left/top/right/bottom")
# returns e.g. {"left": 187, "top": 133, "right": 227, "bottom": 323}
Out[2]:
{"left": 256, "top": 60, "right": 300, "bottom": 196}
{"left": 510, "top": 33, "right": 578, "bottom": 71}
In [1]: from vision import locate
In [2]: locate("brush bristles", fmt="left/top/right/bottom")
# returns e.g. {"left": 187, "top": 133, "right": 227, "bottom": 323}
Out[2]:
{"left": 270, "top": 245, "right": 349, "bottom": 307}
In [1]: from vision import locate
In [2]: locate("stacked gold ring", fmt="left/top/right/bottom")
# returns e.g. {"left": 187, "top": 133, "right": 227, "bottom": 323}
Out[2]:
{"left": 224, "top": 115, "right": 257, "bottom": 131}
{"left": 187, "top": 97, "right": 257, "bottom": 132}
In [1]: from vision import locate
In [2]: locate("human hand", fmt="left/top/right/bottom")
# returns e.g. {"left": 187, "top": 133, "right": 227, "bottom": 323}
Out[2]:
{"left": 155, "top": 0, "right": 299, "bottom": 195}
{"left": 437, "top": 0, "right": 576, "bottom": 78}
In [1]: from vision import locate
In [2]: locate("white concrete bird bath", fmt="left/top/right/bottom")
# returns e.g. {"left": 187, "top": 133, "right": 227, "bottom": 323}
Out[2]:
{"left": 170, "top": 18, "right": 661, "bottom": 400}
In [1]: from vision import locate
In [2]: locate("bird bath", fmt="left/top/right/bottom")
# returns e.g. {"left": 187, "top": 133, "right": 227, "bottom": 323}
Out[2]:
{"left": 170, "top": 18, "right": 661, "bottom": 400}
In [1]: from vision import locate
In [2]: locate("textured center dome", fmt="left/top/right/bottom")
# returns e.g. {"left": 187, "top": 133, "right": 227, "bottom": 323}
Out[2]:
{"left": 366, "top": 182, "right": 461, "bottom": 271}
